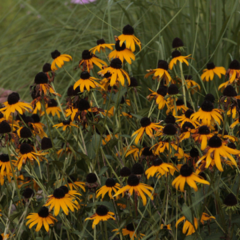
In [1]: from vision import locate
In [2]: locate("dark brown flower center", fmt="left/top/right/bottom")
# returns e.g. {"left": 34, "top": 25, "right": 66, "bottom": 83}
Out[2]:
{"left": 96, "top": 205, "right": 108, "bottom": 216}
{"left": 127, "top": 175, "right": 139, "bottom": 186}
{"left": 115, "top": 40, "right": 126, "bottom": 51}
{"left": 171, "top": 50, "right": 181, "bottom": 58}
{"left": 223, "top": 193, "right": 237, "bottom": 206}
{"left": 31, "top": 114, "right": 40, "bottom": 123}
{"left": 176, "top": 99, "right": 184, "bottom": 106}
{"left": 34, "top": 72, "right": 48, "bottom": 84}
{"left": 223, "top": 85, "right": 237, "bottom": 97}
{"left": 126, "top": 223, "right": 134, "bottom": 231}
{"left": 20, "top": 143, "right": 33, "bottom": 154}
{"left": 190, "top": 147, "right": 199, "bottom": 158}
{"left": 131, "top": 163, "right": 144, "bottom": 175}
{"left": 152, "top": 158, "right": 163, "bottom": 166}
{"left": 78, "top": 99, "right": 90, "bottom": 111}
{"left": 38, "top": 207, "right": 49, "bottom": 218}
{"left": 41, "top": 137, "right": 52, "bottom": 150}
{"left": 0, "top": 121, "right": 11, "bottom": 134}
{"left": 198, "top": 126, "right": 210, "bottom": 135}
{"left": 105, "top": 178, "right": 116, "bottom": 187}
{"left": 120, "top": 167, "right": 131, "bottom": 177}
{"left": 122, "top": 24, "right": 134, "bottom": 35}
{"left": 184, "top": 109, "right": 194, "bottom": 118}
{"left": 180, "top": 164, "right": 193, "bottom": 177}
{"left": 22, "top": 188, "right": 34, "bottom": 199}
{"left": 81, "top": 71, "right": 90, "bottom": 80}
{"left": 53, "top": 188, "right": 65, "bottom": 199}
{"left": 163, "top": 123, "right": 177, "bottom": 135}
{"left": 206, "top": 62, "right": 215, "bottom": 70}
{"left": 51, "top": 50, "right": 61, "bottom": 59}
{"left": 172, "top": 38, "right": 184, "bottom": 48}
{"left": 7, "top": 92, "right": 20, "bottom": 105}
{"left": 184, "top": 75, "right": 192, "bottom": 80}
{"left": 182, "top": 122, "right": 195, "bottom": 132}
{"left": 110, "top": 58, "right": 122, "bottom": 69}
{"left": 48, "top": 99, "right": 58, "bottom": 108}
{"left": 208, "top": 135, "right": 222, "bottom": 148}
{"left": 20, "top": 127, "right": 32, "bottom": 138}
{"left": 165, "top": 114, "right": 175, "bottom": 124}
{"left": 142, "top": 147, "right": 153, "bottom": 156}
{"left": 0, "top": 154, "right": 9, "bottom": 162}
{"left": 204, "top": 93, "right": 215, "bottom": 103}
{"left": 158, "top": 60, "right": 168, "bottom": 70}
{"left": 229, "top": 59, "right": 240, "bottom": 70}
{"left": 140, "top": 117, "right": 151, "bottom": 127}
{"left": 82, "top": 50, "right": 92, "bottom": 60}
{"left": 168, "top": 84, "right": 179, "bottom": 95}
{"left": 97, "top": 39, "right": 105, "bottom": 45}
{"left": 157, "top": 86, "right": 167, "bottom": 96}
{"left": 59, "top": 186, "right": 69, "bottom": 194}
{"left": 201, "top": 101, "right": 213, "bottom": 112}
{"left": 129, "top": 77, "right": 138, "bottom": 87}
{"left": 62, "top": 119, "right": 71, "bottom": 125}
{"left": 86, "top": 173, "right": 97, "bottom": 183}
{"left": 43, "top": 63, "right": 51, "bottom": 72}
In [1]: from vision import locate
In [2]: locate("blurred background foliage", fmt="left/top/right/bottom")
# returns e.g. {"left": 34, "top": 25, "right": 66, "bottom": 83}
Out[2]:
{"left": 0, "top": 0, "right": 239, "bottom": 101}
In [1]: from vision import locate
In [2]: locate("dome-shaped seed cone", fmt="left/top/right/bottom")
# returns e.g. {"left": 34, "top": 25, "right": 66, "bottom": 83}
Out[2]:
{"left": 34, "top": 72, "right": 48, "bottom": 84}
{"left": 168, "top": 84, "right": 179, "bottom": 95}
{"left": 223, "top": 85, "right": 237, "bottom": 97}
{"left": 204, "top": 93, "right": 215, "bottom": 103}
{"left": 42, "top": 63, "right": 51, "bottom": 72}
{"left": 129, "top": 77, "right": 138, "bottom": 87}
{"left": 122, "top": 24, "right": 134, "bottom": 35}
{"left": 51, "top": 50, "right": 61, "bottom": 59}
{"left": 120, "top": 167, "right": 131, "bottom": 177}
{"left": 41, "top": 137, "right": 52, "bottom": 150}
{"left": 131, "top": 163, "right": 144, "bottom": 175}
{"left": 172, "top": 37, "right": 184, "bottom": 48}
{"left": 223, "top": 193, "right": 237, "bottom": 206}
{"left": 86, "top": 173, "right": 97, "bottom": 183}
{"left": 7, "top": 92, "right": 20, "bottom": 105}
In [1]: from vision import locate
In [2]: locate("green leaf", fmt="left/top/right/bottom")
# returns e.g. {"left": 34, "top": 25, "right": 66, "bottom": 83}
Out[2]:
{"left": 99, "top": 166, "right": 108, "bottom": 176}
{"left": 182, "top": 203, "right": 193, "bottom": 223}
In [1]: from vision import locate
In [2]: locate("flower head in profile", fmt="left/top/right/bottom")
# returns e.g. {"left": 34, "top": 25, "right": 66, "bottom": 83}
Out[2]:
{"left": 117, "top": 24, "right": 141, "bottom": 52}
{"left": 131, "top": 117, "right": 162, "bottom": 144}
{"left": 51, "top": 50, "right": 72, "bottom": 71}
{"left": 200, "top": 212, "right": 215, "bottom": 224}
{"left": 98, "top": 58, "right": 130, "bottom": 86}
{"left": 26, "top": 206, "right": 57, "bottom": 232}
{"left": 78, "top": 50, "right": 107, "bottom": 72}
{"left": 89, "top": 39, "right": 114, "bottom": 54}
{"left": 176, "top": 215, "right": 198, "bottom": 236}
{"left": 114, "top": 174, "right": 154, "bottom": 206}
{"left": 53, "top": 119, "right": 78, "bottom": 131}
{"left": 85, "top": 205, "right": 115, "bottom": 229}
{"left": 96, "top": 178, "right": 121, "bottom": 199}
{"left": 223, "top": 193, "right": 239, "bottom": 212}
{"left": 169, "top": 50, "right": 191, "bottom": 70}
{"left": 172, "top": 37, "right": 184, "bottom": 50}
{"left": 0, "top": 92, "right": 32, "bottom": 120}
{"left": 184, "top": 75, "right": 200, "bottom": 93}
{"left": 109, "top": 40, "right": 135, "bottom": 64}
{"left": 176, "top": 109, "right": 198, "bottom": 128}
{"left": 201, "top": 62, "right": 226, "bottom": 81}
{"left": 147, "top": 86, "right": 167, "bottom": 110}
{"left": 43, "top": 99, "right": 62, "bottom": 118}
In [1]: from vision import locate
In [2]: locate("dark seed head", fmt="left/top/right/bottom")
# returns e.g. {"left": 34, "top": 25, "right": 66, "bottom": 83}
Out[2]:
{"left": 198, "top": 125, "right": 210, "bottom": 135}
{"left": 51, "top": 50, "right": 61, "bottom": 59}
{"left": 153, "top": 158, "right": 163, "bottom": 166}
{"left": 204, "top": 93, "right": 215, "bottom": 103}
{"left": 228, "top": 142, "right": 236, "bottom": 149}
{"left": 67, "top": 85, "right": 75, "bottom": 96}
{"left": 34, "top": 72, "right": 48, "bottom": 84}
{"left": 201, "top": 101, "right": 213, "bottom": 112}
{"left": 97, "top": 39, "right": 105, "bottom": 45}
{"left": 24, "top": 117, "right": 34, "bottom": 124}
{"left": 158, "top": 60, "right": 168, "bottom": 70}
{"left": 206, "top": 62, "right": 215, "bottom": 70}
{"left": 168, "top": 84, "right": 179, "bottom": 95}
{"left": 129, "top": 77, "right": 138, "bottom": 87}
{"left": 184, "top": 75, "right": 192, "bottom": 80}
{"left": 142, "top": 147, "right": 153, "bottom": 156}
{"left": 140, "top": 117, "right": 151, "bottom": 127}
{"left": 157, "top": 86, "right": 167, "bottom": 96}
{"left": 185, "top": 109, "right": 194, "bottom": 118}
{"left": 172, "top": 38, "right": 184, "bottom": 48}
{"left": 165, "top": 114, "right": 175, "bottom": 124}
{"left": 20, "top": 127, "right": 32, "bottom": 138}
{"left": 122, "top": 24, "right": 134, "bottom": 35}
{"left": 78, "top": 99, "right": 90, "bottom": 111}
{"left": 190, "top": 147, "right": 199, "bottom": 158}
{"left": 180, "top": 164, "right": 193, "bottom": 177}
{"left": 223, "top": 193, "right": 237, "bottom": 206}
{"left": 31, "top": 114, "right": 40, "bottom": 123}
{"left": 47, "top": 99, "right": 58, "bottom": 108}
{"left": 131, "top": 163, "right": 144, "bottom": 175}
{"left": 38, "top": 207, "right": 49, "bottom": 218}
{"left": 171, "top": 50, "right": 181, "bottom": 58}
{"left": 0, "top": 235, "right": 2, "bottom": 240}
{"left": 0, "top": 121, "right": 11, "bottom": 134}
{"left": 110, "top": 58, "right": 122, "bottom": 69}
{"left": 0, "top": 112, "right": 3, "bottom": 119}
{"left": 59, "top": 186, "right": 69, "bottom": 194}
{"left": 176, "top": 99, "right": 184, "bottom": 106}
{"left": 80, "top": 71, "right": 90, "bottom": 80}
{"left": 41, "top": 137, "right": 52, "bottom": 150}
{"left": 86, "top": 173, "right": 97, "bottom": 183}
{"left": 120, "top": 167, "right": 131, "bottom": 177}
{"left": 96, "top": 205, "right": 108, "bottom": 216}
{"left": 104, "top": 72, "right": 112, "bottom": 79}
{"left": 115, "top": 40, "right": 126, "bottom": 51}
{"left": 20, "top": 143, "right": 33, "bottom": 154}
{"left": 62, "top": 119, "right": 71, "bottom": 125}
{"left": 127, "top": 174, "right": 139, "bottom": 186}
{"left": 42, "top": 63, "right": 51, "bottom": 72}
{"left": 0, "top": 154, "right": 9, "bottom": 162}
{"left": 7, "top": 92, "right": 20, "bottom": 105}
{"left": 53, "top": 188, "right": 65, "bottom": 199}
{"left": 82, "top": 50, "right": 92, "bottom": 60}
{"left": 163, "top": 123, "right": 177, "bottom": 135}
{"left": 22, "top": 188, "right": 34, "bottom": 199}
{"left": 126, "top": 223, "right": 134, "bottom": 231}
{"left": 223, "top": 85, "right": 237, "bottom": 97}
{"left": 67, "top": 175, "right": 77, "bottom": 183}
{"left": 198, "top": 172, "right": 207, "bottom": 180}
{"left": 105, "top": 178, "right": 116, "bottom": 187}
{"left": 229, "top": 60, "right": 240, "bottom": 70}
{"left": 182, "top": 122, "right": 195, "bottom": 132}
{"left": 208, "top": 135, "right": 222, "bottom": 148}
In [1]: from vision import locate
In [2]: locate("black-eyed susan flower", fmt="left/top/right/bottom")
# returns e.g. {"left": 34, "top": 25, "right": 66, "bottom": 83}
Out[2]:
{"left": 170, "top": 99, "right": 188, "bottom": 116}
{"left": 96, "top": 178, "right": 121, "bottom": 199}
{"left": 145, "top": 158, "right": 176, "bottom": 179}
{"left": 120, "top": 167, "right": 131, "bottom": 177}
{"left": 26, "top": 206, "right": 57, "bottom": 232}
{"left": 200, "top": 212, "right": 215, "bottom": 224}
{"left": 113, "top": 223, "right": 145, "bottom": 239}
{"left": 0, "top": 154, "right": 15, "bottom": 176}
{"left": 176, "top": 216, "right": 198, "bottom": 236}
{"left": 22, "top": 188, "right": 34, "bottom": 200}
{"left": 179, "top": 121, "right": 195, "bottom": 142}
{"left": 167, "top": 83, "right": 179, "bottom": 97}
{"left": 125, "top": 145, "right": 141, "bottom": 161}
{"left": 89, "top": 39, "right": 114, "bottom": 54}
{"left": 31, "top": 114, "right": 46, "bottom": 138}
{"left": 17, "top": 127, "right": 32, "bottom": 142}
{"left": 145, "top": 60, "right": 171, "bottom": 83}
{"left": 223, "top": 193, "right": 239, "bottom": 211}
{"left": 65, "top": 106, "right": 79, "bottom": 121}
{"left": 191, "top": 100, "right": 223, "bottom": 126}
{"left": 44, "top": 99, "right": 61, "bottom": 118}
{"left": 0, "top": 92, "right": 32, "bottom": 120}
{"left": 201, "top": 62, "right": 226, "bottom": 81}
{"left": 169, "top": 50, "right": 191, "bottom": 70}
{"left": 45, "top": 187, "right": 78, "bottom": 216}
{"left": 51, "top": 50, "right": 72, "bottom": 71}
{"left": 172, "top": 164, "right": 210, "bottom": 192}
{"left": 176, "top": 109, "right": 198, "bottom": 128}
{"left": 78, "top": 50, "right": 107, "bottom": 72}
{"left": 118, "top": 24, "right": 141, "bottom": 52}
{"left": 184, "top": 75, "right": 200, "bottom": 93}
{"left": 114, "top": 174, "right": 153, "bottom": 206}
{"left": 172, "top": 37, "right": 184, "bottom": 50}
{"left": 85, "top": 205, "right": 115, "bottom": 229}
{"left": 153, "top": 140, "right": 184, "bottom": 156}
{"left": 41, "top": 137, "right": 52, "bottom": 150}
{"left": 73, "top": 71, "right": 102, "bottom": 92}
{"left": 147, "top": 86, "right": 167, "bottom": 110}
{"left": 109, "top": 40, "right": 135, "bottom": 64}
{"left": 66, "top": 175, "right": 85, "bottom": 191}
{"left": 98, "top": 58, "right": 130, "bottom": 86}
{"left": 197, "top": 135, "right": 240, "bottom": 172}
{"left": 53, "top": 119, "right": 78, "bottom": 131}
{"left": 132, "top": 117, "right": 162, "bottom": 144}
{"left": 226, "top": 59, "right": 240, "bottom": 84}
{"left": 16, "top": 143, "right": 47, "bottom": 170}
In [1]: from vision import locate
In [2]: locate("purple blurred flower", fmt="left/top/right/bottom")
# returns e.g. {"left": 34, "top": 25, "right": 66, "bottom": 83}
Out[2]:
{"left": 71, "top": 0, "right": 96, "bottom": 4}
